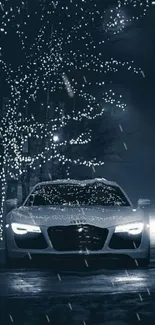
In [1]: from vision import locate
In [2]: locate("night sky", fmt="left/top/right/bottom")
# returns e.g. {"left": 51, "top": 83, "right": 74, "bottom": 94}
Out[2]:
{"left": 104, "top": 5, "right": 155, "bottom": 204}
{"left": 1, "top": 0, "right": 155, "bottom": 204}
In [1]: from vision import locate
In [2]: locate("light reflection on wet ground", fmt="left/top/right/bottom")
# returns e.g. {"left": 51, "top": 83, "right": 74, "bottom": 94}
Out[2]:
{"left": 1, "top": 247, "right": 155, "bottom": 324}
{"left": 3, "top": 268, "right": 154, "bottom": 297}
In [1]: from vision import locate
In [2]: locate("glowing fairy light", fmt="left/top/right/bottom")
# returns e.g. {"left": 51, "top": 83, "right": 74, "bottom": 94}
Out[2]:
{"left": 103, "top": 0, "right": 149, "bottom": 35}
{"left": 0, "top": 0, "right": 150, "bottom": 240}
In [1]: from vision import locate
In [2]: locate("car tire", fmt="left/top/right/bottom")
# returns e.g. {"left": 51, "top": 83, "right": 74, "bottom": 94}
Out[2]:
{"left": 135, "top": 245, "right": 150, "bottom": 268}
{"left": 5, "top": 251, "right": 24, "bottom": 268}
{"left": 136, "top": 256, "right": 150, "bottom": 268}
{"left": 4, "top": 234, "right": 12, "bottom": 268}
{"left": 137, "top": 259, "right": 149, "bottom": 267}
{"left": 5, "top": 247, "right": 21, "bottom": 269}
{"left": 5, "top": 232, "right": 22, "bottom": 268}
{"left": 5, "top": 250, "right": 14, "bottom": 268}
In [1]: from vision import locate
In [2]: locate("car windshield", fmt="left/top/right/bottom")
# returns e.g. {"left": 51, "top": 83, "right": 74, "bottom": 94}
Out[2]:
{"left": 24, "top": 182, "right": 130, "bottom": 207}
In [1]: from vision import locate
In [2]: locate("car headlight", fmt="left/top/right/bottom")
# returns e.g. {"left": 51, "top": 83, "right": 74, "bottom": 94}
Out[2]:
{"left": 11, "top": 223, "right": 41, "bottom": 235}
{"left": 115, "top": 222, "right": 144, "bottom": 235}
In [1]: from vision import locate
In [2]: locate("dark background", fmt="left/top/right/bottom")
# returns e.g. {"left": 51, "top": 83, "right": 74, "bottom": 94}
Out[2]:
{"left": 0, "top": 0, "right": 155, "bottom": 204}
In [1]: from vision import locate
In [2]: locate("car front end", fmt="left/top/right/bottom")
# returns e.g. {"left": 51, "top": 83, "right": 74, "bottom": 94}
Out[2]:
{"left": 5, "top": 203, "right": 150, "bottom": 266}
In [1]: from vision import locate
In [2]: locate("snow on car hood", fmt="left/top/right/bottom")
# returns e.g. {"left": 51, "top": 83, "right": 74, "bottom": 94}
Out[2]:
{"left": 7, "top": 205, "right": 144, "bottom": 228}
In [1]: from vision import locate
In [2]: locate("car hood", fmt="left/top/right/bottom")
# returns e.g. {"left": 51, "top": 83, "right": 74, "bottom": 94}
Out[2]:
{"left": 7, "top": 205, "right": 144, "bottom": 228}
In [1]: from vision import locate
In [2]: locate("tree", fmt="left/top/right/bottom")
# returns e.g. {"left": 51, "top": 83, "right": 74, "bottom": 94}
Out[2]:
{"left": 0, "top": 132, "right": 4, "bottom": 241}
{"left": 0, "top": 0, "right": 150, "bottom": 240}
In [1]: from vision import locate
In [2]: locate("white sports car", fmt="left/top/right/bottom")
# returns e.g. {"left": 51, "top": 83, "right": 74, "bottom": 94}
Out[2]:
{"left": 5, "top": 178, "right": 150, "bottom": 267}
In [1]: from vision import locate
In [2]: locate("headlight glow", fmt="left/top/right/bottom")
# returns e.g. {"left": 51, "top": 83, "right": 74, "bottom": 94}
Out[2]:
{"left": 115, "top": 222, "right": 144, "bottom": 235}
{"left": 11, "top": 223, "right": 41, "bottom": 235}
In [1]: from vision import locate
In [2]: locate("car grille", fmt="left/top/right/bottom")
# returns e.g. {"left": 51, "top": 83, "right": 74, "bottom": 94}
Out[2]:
{"left": 48, "top": 224, "right": 108, "bottom": 251}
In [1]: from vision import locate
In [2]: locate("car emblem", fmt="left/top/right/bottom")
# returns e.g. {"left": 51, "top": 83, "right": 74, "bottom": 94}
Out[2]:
{"left": 77, "top": 227, "right": 83, "bottom": 233}
{"left": 70, "top": 219, "right": 86, "bottom": 224}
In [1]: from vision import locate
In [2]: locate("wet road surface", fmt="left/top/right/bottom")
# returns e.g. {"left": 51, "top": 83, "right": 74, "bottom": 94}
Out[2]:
{"left": 3, "top": 292, "right": 155, "bottom": 325}
{"left": 2, "top": 221, "right": 155, "bottom": 325}
{"left": 1, "top": 247, "right": 155, "bottom": 325}
{"left": 2, "top": 261, "right": 155, "bottom": 297}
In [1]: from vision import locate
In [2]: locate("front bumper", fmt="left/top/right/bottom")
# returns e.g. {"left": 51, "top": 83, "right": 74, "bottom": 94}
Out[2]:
{"left": 6, "top": 223, "right": 150, "bottom": 260}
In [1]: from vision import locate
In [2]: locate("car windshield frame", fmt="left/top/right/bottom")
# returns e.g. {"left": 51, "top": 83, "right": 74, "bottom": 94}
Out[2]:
{"left": 24, "top": 182, "right": 131, "bottom": 207}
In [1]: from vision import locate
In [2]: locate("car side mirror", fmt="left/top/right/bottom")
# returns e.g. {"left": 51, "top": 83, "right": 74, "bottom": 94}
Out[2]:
{"left": 138, "top": 198, "right": 151, "bottom": 207}
{"left": 4, "top": 198, "right": 18, "bottom": 215}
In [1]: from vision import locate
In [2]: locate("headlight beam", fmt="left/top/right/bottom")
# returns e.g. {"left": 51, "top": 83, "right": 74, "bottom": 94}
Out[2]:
{"left": 115, "top": 222, "right": 144, "bottom": 235}
{"left": 11, "top": 223, "right": 41, "bottom": 235}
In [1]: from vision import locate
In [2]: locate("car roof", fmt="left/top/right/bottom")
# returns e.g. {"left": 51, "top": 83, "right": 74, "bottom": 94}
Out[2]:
{"left": 32, "top": 178, "right": 119, "bottom": 188}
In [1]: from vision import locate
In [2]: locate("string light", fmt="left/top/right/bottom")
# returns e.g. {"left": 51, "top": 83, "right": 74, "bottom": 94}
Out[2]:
{"left": 103, "top": 0, "right": 149, "bottom": 35}
{"left": 0, "top": 0, "right": 149, "bottom": 240}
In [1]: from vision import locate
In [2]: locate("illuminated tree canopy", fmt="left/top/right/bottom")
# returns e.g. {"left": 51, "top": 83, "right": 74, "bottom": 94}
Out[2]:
{"left": 0, "top": 0, "right": 150, "bottom": 240}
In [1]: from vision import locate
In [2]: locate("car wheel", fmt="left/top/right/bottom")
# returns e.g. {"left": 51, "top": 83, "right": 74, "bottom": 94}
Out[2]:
{"left": 135, "top": 246, "right": 150, "bottom": 268}
{"left": 5, "top": 247, "right": 22, "bottom": 268}
{"left": 5, "top": 236, "right": 23, "bottom": 268}
{"left": 5, "top": 250, "right": 14, "bottom": 268}
{"left": 136, "top": 256, "right": 150, "bottom": 268}
{"left": 4, "top": 232, "right": 13, "bottom": 268}
{"left": 6, "top": 252, "right": 25, "bottom": 268}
